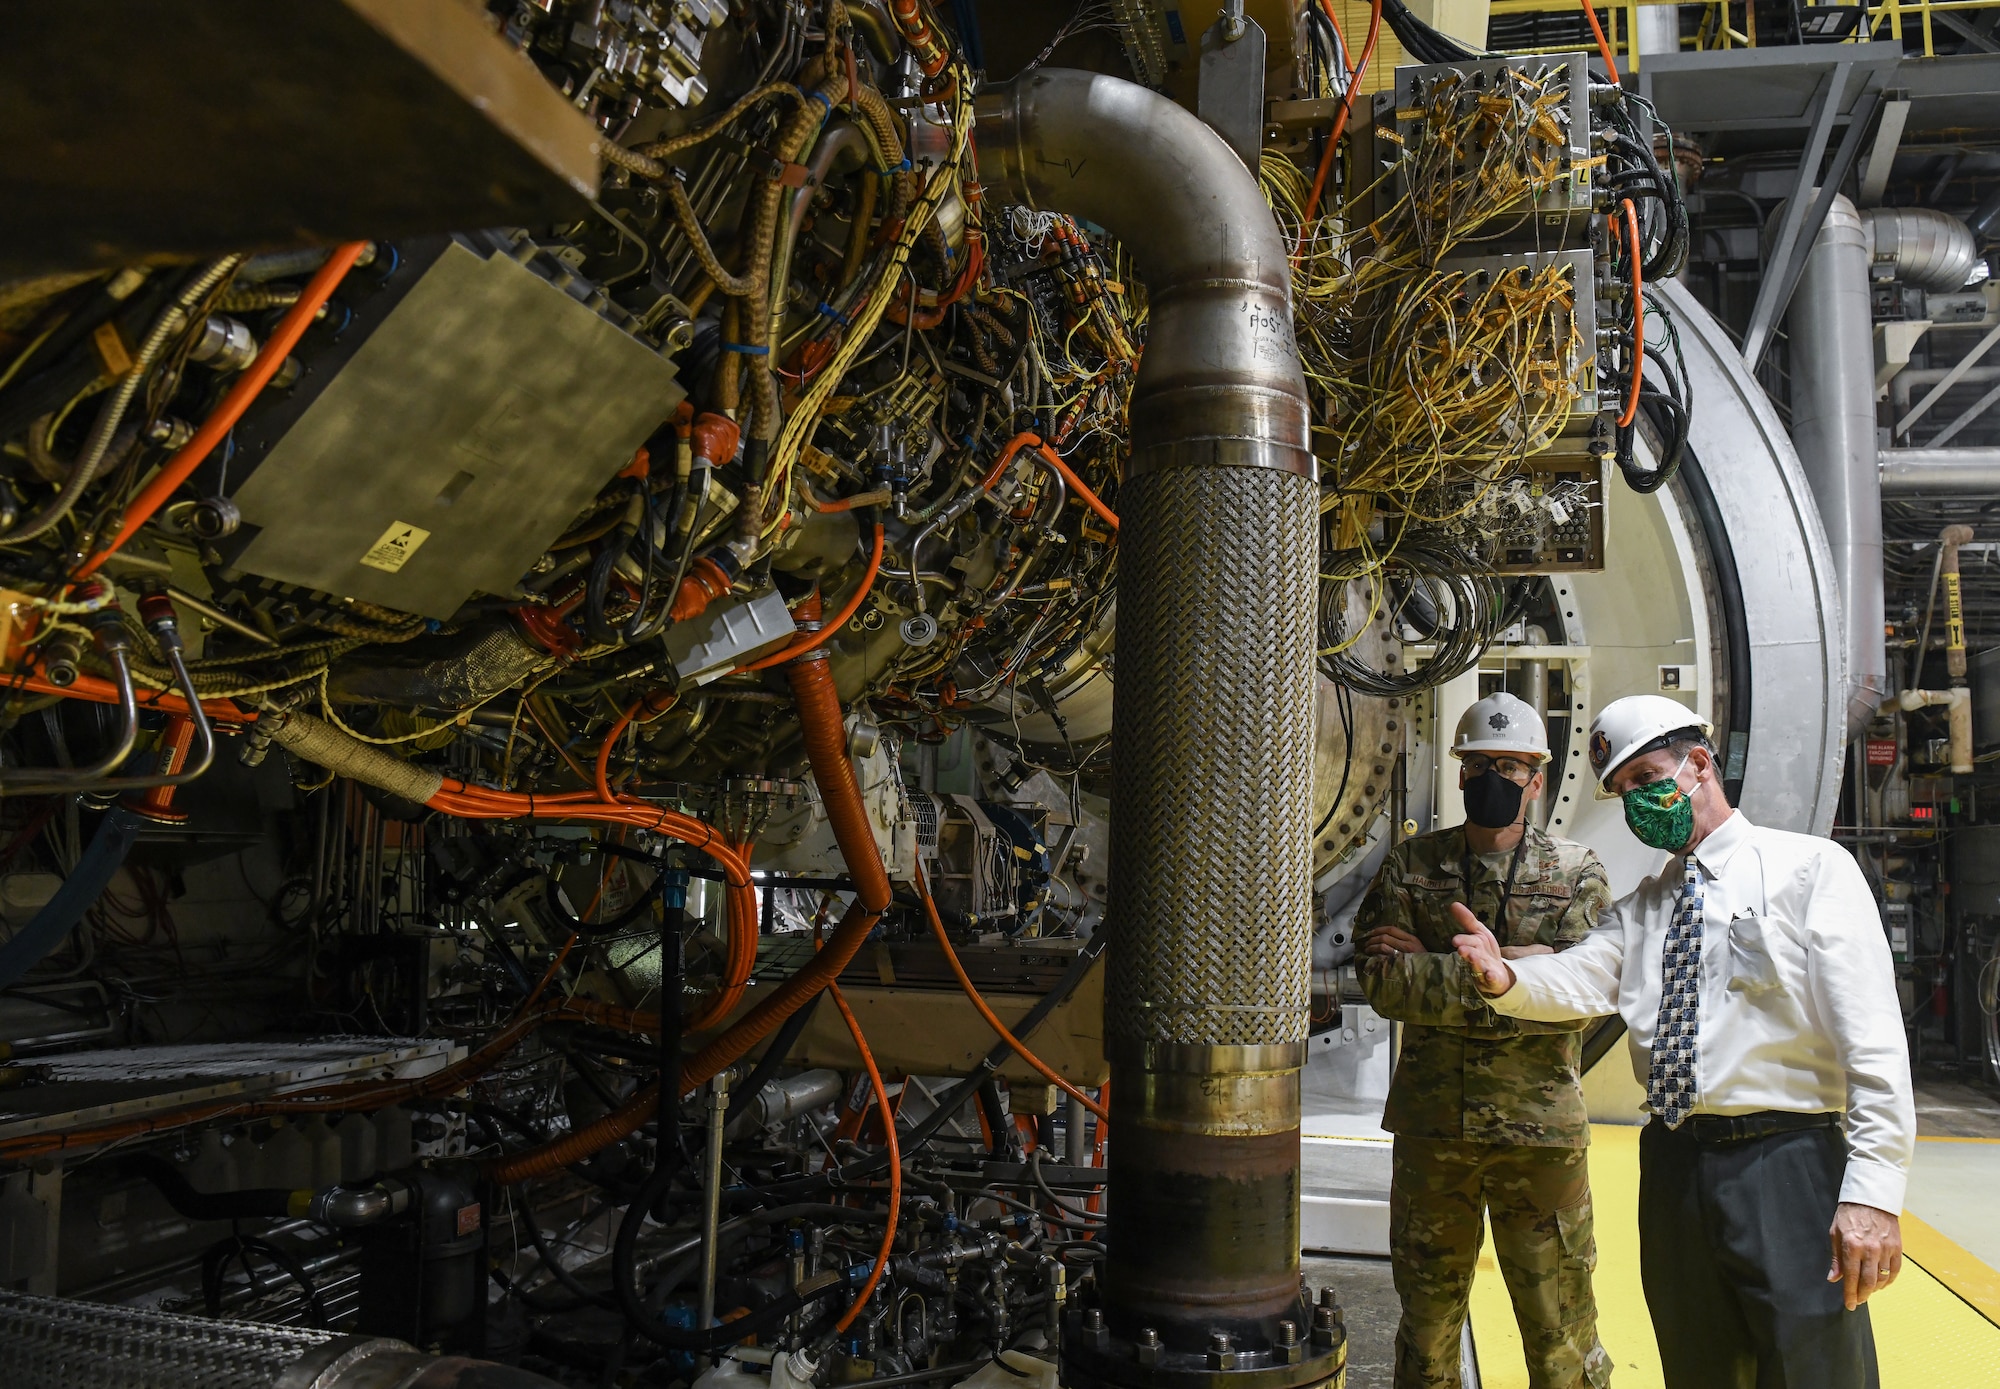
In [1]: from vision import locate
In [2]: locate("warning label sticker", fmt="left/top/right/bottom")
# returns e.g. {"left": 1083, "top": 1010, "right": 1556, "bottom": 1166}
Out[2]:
{"left": 358, "top": 521, "right": 431, "bottom": 574}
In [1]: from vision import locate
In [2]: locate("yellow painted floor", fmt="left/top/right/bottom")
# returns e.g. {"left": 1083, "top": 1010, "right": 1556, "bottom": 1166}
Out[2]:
{"left": 1465, "top": 1124, "right": 2000, "bottom": 1388}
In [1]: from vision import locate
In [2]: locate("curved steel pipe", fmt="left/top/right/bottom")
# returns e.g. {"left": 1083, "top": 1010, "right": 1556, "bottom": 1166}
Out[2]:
{"left": 976, "top": 69, "right": 1321, "bottom": 1366}
{"left": 1863, "top": 208, "right": 1979, "bottom": 293}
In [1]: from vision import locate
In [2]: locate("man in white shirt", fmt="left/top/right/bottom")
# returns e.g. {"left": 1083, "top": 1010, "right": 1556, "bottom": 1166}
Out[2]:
{"left": 1450, "top": 695, "right": 1913, "bottom": 1389}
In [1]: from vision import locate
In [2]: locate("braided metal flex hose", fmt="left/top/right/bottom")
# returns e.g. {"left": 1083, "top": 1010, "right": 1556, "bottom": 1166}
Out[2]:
{"left": 976, "top": 68, "right": 1322, "bottom": 1354}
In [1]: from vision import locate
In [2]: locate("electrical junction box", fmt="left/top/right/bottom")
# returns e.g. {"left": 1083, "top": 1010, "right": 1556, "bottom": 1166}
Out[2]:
{"left": 217, "top": 232, "right": 684, "bottom": 620}
{"left": 1371, "top": 51, "right": 1599, "bottom": 248}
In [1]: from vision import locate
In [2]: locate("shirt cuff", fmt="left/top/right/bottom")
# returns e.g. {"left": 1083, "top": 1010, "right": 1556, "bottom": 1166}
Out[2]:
{"left": 1484, "top": 962, "right": 1534, "bottom": 1015}
{"left": 1838, "top": 1155, "right": 1908, "bottom": 1215}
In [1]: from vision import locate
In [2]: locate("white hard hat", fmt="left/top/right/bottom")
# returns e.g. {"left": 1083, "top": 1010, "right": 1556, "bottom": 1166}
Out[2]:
{"left": 1452, "top": 692, "right": 1549, "bottom": 761}
{"left": 1587, "top": 695, "right": 1714, "bottom": 793}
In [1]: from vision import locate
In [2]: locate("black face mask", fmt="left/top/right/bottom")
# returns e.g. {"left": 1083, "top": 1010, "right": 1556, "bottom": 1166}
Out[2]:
{"left": 1463, "top": 769, "right": 1526, "bottom": 830}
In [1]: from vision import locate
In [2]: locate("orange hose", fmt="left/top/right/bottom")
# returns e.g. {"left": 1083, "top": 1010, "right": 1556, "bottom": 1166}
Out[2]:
{"left": 425, "top": 784, "right": 758, "bottom": 1031}
{"left": 7, "top": 669, "right": 253, "bottom": 724}
{"left": 1618, "top": 197, "right": 1644, "bottom": 428}
{"left": 738, "top": 523, "right": 884, "bottom": 671}
{"left": 914, "top": 862, "right": 1108, "bottom": 1124}
{"left": 1578, "top": 0, "right": 1622, "bottom": 83}
{"left": 483, "top": 644, "right": 893, "bottom": 1184}
{"left": 979, "top": 432, "right": 1118, "bottom": 531}
{"left": 1304, "top": 0, "right": 1382, "bottom": 227}
{"left": 828, "top": 980, "right": 899, "bottom": 1333}
{"left": 521, "top": 932, "right": 579, "bottom": 1012}
{"left": 78, "top": 243, "right": 368, "bottom": 579}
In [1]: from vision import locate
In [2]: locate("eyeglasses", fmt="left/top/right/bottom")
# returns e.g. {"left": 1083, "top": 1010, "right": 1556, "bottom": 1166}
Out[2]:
{"left": 1461, "top": 754, "right": 1539, "bottom": 784}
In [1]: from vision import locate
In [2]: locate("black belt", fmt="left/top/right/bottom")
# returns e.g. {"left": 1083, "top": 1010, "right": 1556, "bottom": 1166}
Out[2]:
{"left": 1668, "top": 1110, "right": 1839, "bottom": 1145}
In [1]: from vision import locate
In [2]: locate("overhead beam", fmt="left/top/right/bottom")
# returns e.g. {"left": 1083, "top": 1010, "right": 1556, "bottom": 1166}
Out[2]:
{"left": 1856, "top": 93, "right": 1911, "bottom": 207}
{"left": 1743, "top": 66, "right": 1877, "bottom": 368}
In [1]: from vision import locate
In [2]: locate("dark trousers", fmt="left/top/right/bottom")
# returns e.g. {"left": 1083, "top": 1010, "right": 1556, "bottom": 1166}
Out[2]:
{"left": 1638, "top": 1118, "right": 1878, "bottom": 1389}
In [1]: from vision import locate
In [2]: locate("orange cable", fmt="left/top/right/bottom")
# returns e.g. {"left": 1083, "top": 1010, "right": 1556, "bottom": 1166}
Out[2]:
{"left": 914, "top": 862, "right": 1108, "bottom": 1123}
{"left": 739, "top": 523, "right": 884, "bottom": 671}
{"left": 521, "top": 932, "right": 580, "bottom": 1012}
{"left": 1304, "top": 0, "right": 1383, "bottom": 227}
{"left": 828, "top": 980, "right": 899, "bottom": 1333}
{"left": 78, "top": 243, "right": 368, "bottom": 579}
{"left": 1578, "top": 0, "right": 1622, "bottom": 83}
{"left": 979, "top": 432, "right": 1118, "bottom": 531}
{"left": 1619, "top": 197, "right": 1643, "bottom": 428}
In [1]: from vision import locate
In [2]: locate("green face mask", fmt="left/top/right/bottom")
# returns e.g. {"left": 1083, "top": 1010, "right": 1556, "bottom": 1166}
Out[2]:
{"left": 1621, "top": 754, "right": 1697, "bottom": 851}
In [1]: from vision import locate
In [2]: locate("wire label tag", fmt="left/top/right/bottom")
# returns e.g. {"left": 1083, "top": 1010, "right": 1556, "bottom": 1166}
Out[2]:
{"left": 359, "top": 521, "right": 432, "bottom": 574}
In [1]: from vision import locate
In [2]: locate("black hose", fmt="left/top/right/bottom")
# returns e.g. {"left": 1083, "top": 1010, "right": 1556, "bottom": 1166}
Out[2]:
{"left": 1381, "top": 0, "right": 1484, "bottom": 63}
{"left": 543, "top": 875, "right": 656, "bottom": 934}
{"left": 511, "top": 1188, "right": 618, "bottom": 1309}
{"left": 724, "top": 990, "right": 826, "bottom": 1127}
{"left": 1672, "top": 438, "right": 1753, "bottom": 806}
{"left": 128, "top": 1153, "right": 296, "bottom": 1222}
{"left": 610, "top": 1179, "right": 862, "bottom": 1351}
{"left": 585, "top": 533, "right": 636, "bottom": 647}
{"left": 201, "top": 1234, "right": 326, "bottom": 1325}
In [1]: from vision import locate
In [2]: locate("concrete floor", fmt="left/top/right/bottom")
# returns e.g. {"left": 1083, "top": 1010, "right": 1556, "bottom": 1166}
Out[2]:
{"left": 1302, "top": 1255, "right": 1400, "bottom": 1389}
{"left": 1913, "top": 1075, "right": 2000, "bottom": 1138}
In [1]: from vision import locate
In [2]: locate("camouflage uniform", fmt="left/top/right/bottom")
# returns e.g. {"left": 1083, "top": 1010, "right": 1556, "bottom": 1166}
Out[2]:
{"left": 1357, "top": 823, "right": 1614, "bottom": 1389}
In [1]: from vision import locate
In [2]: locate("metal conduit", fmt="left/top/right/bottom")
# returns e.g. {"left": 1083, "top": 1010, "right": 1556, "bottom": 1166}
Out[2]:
{"left": 1785, "top": 193, "right": 1887, "bottom": 737}
{"left": 1881, "top": 447, "right": 2000, "bottom": 495}
{"left": 975, "top": 69, "right": 1333, "bottom": 1388}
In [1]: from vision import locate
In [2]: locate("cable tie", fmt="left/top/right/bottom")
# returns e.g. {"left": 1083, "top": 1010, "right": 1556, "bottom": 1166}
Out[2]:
{"left": 720, "top": 342, "right": 771, "bottom": 356}
{"left": 809, "top": 90, "right": 833, "bottom": 118}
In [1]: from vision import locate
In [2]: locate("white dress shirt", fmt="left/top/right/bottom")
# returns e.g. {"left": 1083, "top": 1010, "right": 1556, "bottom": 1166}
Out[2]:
{"left": 1489, "top": 810, "right": 1915, "bottom": 1212}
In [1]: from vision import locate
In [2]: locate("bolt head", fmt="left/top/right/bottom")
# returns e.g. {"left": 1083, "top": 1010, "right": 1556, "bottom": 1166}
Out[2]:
{"left": 1135, "top": 1328, "right": 1161, "bottom": 1366}
{"left": 1083, "top": 1308, "right": 1104, "bottom": 1332}
{"left": 1319, "top": 1286, "right": 1340, "bottom": 1309}
{"left": 1277, "top": 1321, "right": 1298, "bottom": 1347}
{"left": 1209, "top": 1333, "right": 1232, "bottom": 1352}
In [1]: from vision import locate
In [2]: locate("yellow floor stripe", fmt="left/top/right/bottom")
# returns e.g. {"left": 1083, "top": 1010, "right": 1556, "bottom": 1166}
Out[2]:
{"left": 1464, "top": 1124, "right": 2000, "bottom": 1388}
{"left": 1902, "top": 1212, "right": 2000, "bottom": 1329}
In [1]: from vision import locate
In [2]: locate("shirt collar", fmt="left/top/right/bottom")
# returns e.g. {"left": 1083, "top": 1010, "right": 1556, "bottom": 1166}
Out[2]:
{"left": 1688, "top": 808, "right": 1751, "bottom": 877}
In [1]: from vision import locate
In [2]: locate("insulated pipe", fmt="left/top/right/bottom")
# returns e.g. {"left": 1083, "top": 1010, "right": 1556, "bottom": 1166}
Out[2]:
{"left": 976, "top": 69, "right": 1320, "bottom": 1363}
{"left": 1863, "top": 208, "right": 1980, "bottom": 292}
{"left": 1880, "top": 447, "right": 2000, "bottom": 495}
{"left": 1785, "top": 193, "right": 1886, "bottom": 738}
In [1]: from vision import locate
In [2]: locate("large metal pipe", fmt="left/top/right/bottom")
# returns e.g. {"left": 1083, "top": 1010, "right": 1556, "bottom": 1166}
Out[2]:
{"left": 1785, "top": 193, "right": 1886, "bottom": 737}
{"left": 1880, "top": 447, "right": 2000, "bottom": 495}
{"left": 1863, "top": 207, "right": 1980, "bottom": 292}
{"left": 975, "top": 69, "right": 1331, "bottom": 1386}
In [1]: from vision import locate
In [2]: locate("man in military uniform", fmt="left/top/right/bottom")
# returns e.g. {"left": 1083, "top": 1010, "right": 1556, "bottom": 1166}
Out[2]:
{"left": 1358, "top": 692, "right": 1614, "bottom": 1389}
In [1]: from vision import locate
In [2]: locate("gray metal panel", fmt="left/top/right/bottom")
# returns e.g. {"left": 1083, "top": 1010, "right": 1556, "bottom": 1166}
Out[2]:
{"left": 1662, "top": 280, "right": 1846, "bottom": 834}
{"left": 230, "top": 241, "right": 683, "bottom": 619}
{"left": 1637, "top": 42, "right": 1901, "bottom": 132}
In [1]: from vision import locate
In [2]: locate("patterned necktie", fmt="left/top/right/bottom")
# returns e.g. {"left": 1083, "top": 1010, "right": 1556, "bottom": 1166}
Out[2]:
{"left": 1647, "top": 856, "right": 1704, "bottom": 1129}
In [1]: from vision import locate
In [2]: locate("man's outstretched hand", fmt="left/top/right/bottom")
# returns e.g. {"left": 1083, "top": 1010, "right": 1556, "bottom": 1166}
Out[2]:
{"left": 1451, "top": 904, "right": 1516, "bottom": 997}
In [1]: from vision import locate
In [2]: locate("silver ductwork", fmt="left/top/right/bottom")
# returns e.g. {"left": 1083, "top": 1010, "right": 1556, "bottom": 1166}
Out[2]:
{"left": 975, "top": 69, "right": 1331, "bottom": 1384}
{"left": 1785, "top": 193, "right": 1886, "bottom": 737}
{"left": 0, "top": 1291, "right": 561, "bottom": 1389}
{"left": 1864, "top": 208, "right": 1980, "bottom": 292}
{"left": 1881, "top": 447, "right": 2000, "bottom": 495}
